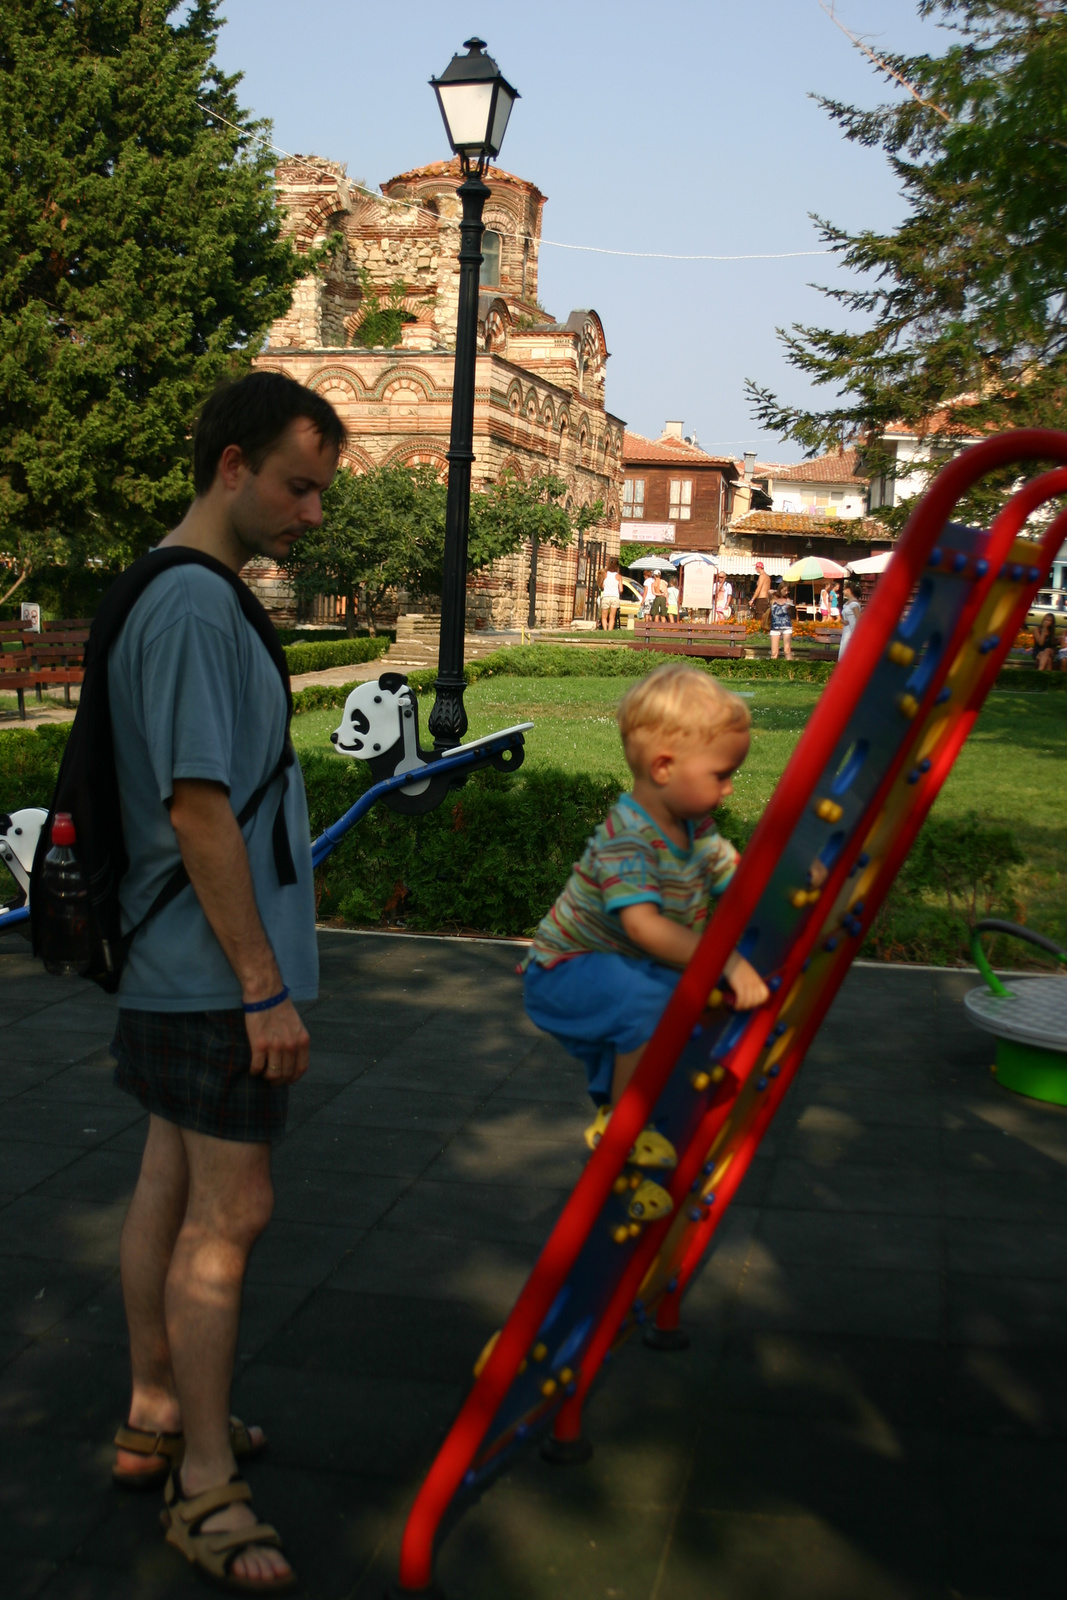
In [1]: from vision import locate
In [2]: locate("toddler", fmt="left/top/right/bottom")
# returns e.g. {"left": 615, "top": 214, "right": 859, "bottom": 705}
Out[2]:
{"left": 523, "top": 664, "right": 768, "bottom": 1215}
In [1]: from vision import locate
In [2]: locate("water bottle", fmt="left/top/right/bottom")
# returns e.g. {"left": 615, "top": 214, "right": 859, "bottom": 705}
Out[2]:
{"left": 39, "top": 812, "right": 92, "bottom": 977}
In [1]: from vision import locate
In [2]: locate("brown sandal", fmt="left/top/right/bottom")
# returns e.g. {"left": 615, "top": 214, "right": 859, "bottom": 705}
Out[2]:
{"left": 162, "top": 1472, "right": 296, "bottom": 1593}
{"left": 113, "top": 1416, "right": 266, "bottom": 1491}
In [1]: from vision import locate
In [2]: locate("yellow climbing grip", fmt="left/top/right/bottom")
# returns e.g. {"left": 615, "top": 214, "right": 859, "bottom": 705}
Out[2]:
{"left": 541, "top": 1378, "right": 557, "bottom": 1398}
{"left": 708, "top": 988, "right": 724, "bottom": 1008}
{"left": 815, "top": 798, "right": 843, "bottom": 823}
{"left": 887, "top": 641, "right": 915, "bottom": 666}
{"left": 531, "top": 1342, "right": 548, "bottom": 1362}
{"left": 474, "top": 1330, "right": 500, "bottom": 1378}
{"left": 630, "top": 1127, "right": 678, "bottom": 1170}
{"left": 790, "top": 887, "right": 822, "bottom": 908}
{"left": 613, "top": 1175, "right": 629, "bottom": 1195}
{"left": 897, "top": 692, "right": 920, "bottom": 719}
{"left": 612, "top": 1224, "right": 630, "bottom": 1244}
{"left": 691, "top": 1070, "right": 711, "bottom": 1091}
{"left": 559, "top": 1367, "right": 575, "bottom": 1385}
{"left": 628, "top": 1180, "right": 674, "bottom": 1222}
{"left": 710, "top": 1065, "right": 727, "bottom": 1083}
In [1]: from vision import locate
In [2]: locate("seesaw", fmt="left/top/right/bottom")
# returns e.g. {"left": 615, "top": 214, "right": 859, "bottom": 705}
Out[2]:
{"left": 0, "top": 670, "right": 533, "bottom": 930}
{"left": 965, "top": 919, "right": 1067, "bottom": 1105}
{"left": 387, "top": 430, "right": 1067, "bottom": 1599}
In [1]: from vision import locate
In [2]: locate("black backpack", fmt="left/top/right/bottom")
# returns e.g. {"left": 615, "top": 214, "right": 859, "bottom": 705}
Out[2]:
{"left": 30, "top": 547, "right": 297, "bottom": 993}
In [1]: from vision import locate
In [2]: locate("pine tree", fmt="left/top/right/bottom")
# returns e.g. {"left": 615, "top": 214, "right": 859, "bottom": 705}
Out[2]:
{"left": 0, "top": 0, "right": 312, "bottom": 605}
{"left": 746, "top": 1, "right": 1067, "bottom": 518}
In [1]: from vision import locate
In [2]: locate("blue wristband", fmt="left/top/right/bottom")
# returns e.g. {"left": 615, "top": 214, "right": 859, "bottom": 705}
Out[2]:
{"left": 242, "top": 986, "right": 289, "bottom": 1014}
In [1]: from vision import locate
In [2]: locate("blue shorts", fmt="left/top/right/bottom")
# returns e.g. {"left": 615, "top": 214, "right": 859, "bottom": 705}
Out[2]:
{"left": 523, "top": 952, "right": 681, "bottom": 1105}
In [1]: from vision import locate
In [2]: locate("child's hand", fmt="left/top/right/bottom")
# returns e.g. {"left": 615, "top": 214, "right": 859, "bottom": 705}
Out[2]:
{"left": 723, "top": 951, "right": 770, "bottom": 1010}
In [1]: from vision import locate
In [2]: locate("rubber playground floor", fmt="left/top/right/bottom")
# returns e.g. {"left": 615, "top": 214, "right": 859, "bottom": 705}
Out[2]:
{"left": 3, "top": 926, "right": 1067, "bottom": 1600}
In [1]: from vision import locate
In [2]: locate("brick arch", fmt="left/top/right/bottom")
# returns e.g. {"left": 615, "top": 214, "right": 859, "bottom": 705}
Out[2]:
{"left": 338, "top": 444, "right": 376, "bottom": 475}
{"left": 306, "top": 367, "right": 366, "bottom": 403}
{"left": 296, "top": 201, "right": 346, "bottom": 253}
{"left": 382, "top": 437, "right": 450, "bottom": 474}
{"left": 498, "top": 455, "right": 526, "bottom": 482}
{"left": 368, "top": 366, "right": 438, "bottom": 403}
{"left": 506, "top": 379, "right": 523, "bottom": 415}
{"left": 540, "top": 398, "right": 555, "bottom": 430}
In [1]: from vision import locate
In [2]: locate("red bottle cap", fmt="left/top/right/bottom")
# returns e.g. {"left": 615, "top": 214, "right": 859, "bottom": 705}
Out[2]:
{"left": 51, "top": 812, "right": 76, "bottom": 846}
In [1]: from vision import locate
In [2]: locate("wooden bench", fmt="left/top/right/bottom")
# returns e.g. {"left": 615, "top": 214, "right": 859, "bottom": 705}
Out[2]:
{"left": 0, "top": 645, "right": 85, "bottom": 718}
{"left": 627, "top": 620, "right": 749, "bottom": 660}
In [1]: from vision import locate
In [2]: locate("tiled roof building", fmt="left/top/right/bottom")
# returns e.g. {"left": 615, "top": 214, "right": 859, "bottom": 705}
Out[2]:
{"left": 620, "top": 425, "right": 739, "bottom": 554}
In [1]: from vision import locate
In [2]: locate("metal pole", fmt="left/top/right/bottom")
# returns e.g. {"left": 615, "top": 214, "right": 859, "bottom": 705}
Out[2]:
{"left": 428, "top": 171, "right": 489, "bottom": 750}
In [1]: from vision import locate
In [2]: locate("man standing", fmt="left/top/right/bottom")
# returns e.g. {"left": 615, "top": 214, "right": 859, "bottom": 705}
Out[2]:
{"left": 109, "top": 372, "right": 344, "bottom": 1590}
{"left": 751, "top": 560, "right": 771, "bottom": 627}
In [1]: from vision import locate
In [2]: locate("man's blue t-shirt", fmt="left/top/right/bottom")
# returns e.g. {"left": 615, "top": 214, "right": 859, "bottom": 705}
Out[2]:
{"left": 108, "top": 561, "right": 318, "bottom": 1012}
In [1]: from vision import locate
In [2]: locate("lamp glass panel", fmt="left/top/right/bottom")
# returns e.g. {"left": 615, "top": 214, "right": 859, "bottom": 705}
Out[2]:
{"left": 488, "top": 86, "right": 516, "bottom": 153}
{"left": 437, "top": 82, "right": 494, "bottom": 149}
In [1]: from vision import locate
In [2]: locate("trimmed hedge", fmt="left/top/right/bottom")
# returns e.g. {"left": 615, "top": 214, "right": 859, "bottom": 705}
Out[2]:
{"left": 282, "top": 636, "right": 390, "bottom": 675}
{"left": 0, "top": 695, "right": 1036, "bottom": 964}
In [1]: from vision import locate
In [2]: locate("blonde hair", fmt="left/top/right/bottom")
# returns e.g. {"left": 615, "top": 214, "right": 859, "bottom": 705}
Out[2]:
{"left": 617, "top": 663, "right": 751, "bottom": 777}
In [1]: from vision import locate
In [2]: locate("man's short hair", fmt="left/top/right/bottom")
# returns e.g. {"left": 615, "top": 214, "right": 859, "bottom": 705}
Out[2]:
{"left": 617, "top": 663, "right": 751, "bottom": 777}
{"left": 192, "top": 371, "right": 347, "bottom": 495}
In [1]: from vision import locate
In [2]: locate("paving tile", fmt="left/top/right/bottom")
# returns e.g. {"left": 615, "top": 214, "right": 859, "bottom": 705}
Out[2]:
{"left": 733, "top": 1260, "right": 942, "bottom": 1340}
{"left": 764, "top": 1157, "right": 940, "bottom": 1215}
{"left": 783, "top": 1114, "right": 939, "bottom": 1169}
{"left": 3, "top": 1556, "right": 57, "bottom": 1600}
{"left": 327, "top": 1228, "right": 537, "bottom": 1316}
{"left": 232, "top": 1362, "right": 461, "bottom": 1476}
{"left": 1, "top": 1099, "right": 142, "bottom": 1149}
{"left": 272, "top": 1119, "right": 447, "bottom": 1178}
{"left": 322, "top": 1082, "right": 482, "bottom": 1132}
{"left": 943, "top": 1344, "right": 1067, "bottom": 1438}
{"left": 243, "top": 1218, "right": 361, "bottom": 1289}
{"left": 0, "top": 1256, "right": 114, "bottom": 1339}
{"left": 425, "top": 1134, "right": 586, "bottom": 1189}
{"left": 0, "top": 1139, "right": 91, "bottom": 1196}
{"left": 271, "top": 1166, "right": 408, "bottom": 1229}
{"left": 946, "top": 1272, "right": 1067, "bottom": 1348}
{"left": 0, "top": 1429, "right": 113, "bottom": 1561}
{"left": 256, "top": 1287, "right": 499, "bottom": 1388}
{"left": 35, "top": 1148, "right": 141, "bottom": 1205}
{"left": 0, "top": 1335, "right": 129, "bottom": 1438}
{"left": 0, "top": 1195, "right": 125, "bottom": 1267}
{"left": 944, "top": 1215, "right": 1067, "bottom": 1279}
{"left": 709, "top": 1332, "right": 947, "bottom": 1431}
{"left": 660, "top": 1507, "right": 940, "bottom": 1600}
{"left": 380, "top": 1178, "right": 571, "bottom": 1245}
{"left": 756, "top": 1208, "right": 941, "bottom": 1273}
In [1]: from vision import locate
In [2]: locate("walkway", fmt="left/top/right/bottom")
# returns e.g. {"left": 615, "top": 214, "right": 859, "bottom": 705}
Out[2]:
{"left": 2, "top": 928, "right": 1065, "bottom": 1599}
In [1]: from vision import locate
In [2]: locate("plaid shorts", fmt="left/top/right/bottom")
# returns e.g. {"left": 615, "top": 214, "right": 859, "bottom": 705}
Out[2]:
{"left": 112, "top": 1008, "right": 288, "bottom": 1144}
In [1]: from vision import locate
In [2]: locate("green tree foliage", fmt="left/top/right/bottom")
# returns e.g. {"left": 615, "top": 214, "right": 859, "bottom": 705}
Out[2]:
{"left": 746, "top": 1, "right": 1067, "bottom": 520}
{"left": 285, "top": 465, "right": 604, "bottom": 633}
{"left": 349, "top": 268, "right": 417, "bottom": 349}
{"left": 0, "top": 0, "right": 313, "bottom": 605}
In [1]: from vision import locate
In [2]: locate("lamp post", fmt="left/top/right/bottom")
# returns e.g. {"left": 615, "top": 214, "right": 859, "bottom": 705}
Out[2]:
{"left": 427, "top": 38, "right": 519, "bottom": 750}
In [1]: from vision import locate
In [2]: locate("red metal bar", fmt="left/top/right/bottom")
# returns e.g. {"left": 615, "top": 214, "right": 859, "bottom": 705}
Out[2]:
{"left": 396, "top": 432, "right": 1067, "bottom": 1593}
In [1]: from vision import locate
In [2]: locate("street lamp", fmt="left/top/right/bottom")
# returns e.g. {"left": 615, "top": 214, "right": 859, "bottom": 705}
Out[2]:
{"left": 427, "top": 38, "right": 520, "bottom": 750}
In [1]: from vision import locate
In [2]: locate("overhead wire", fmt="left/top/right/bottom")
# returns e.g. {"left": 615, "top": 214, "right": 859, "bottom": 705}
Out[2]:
{"left": 196, "top": 102, "right": 832, "bottom": 265}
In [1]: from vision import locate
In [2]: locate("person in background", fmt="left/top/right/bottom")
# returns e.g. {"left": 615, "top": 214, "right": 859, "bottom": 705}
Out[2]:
{"left": 666, "top": 576, "right": 679, "bottom": 621}
{"left": 769, "top": 582, "right": 795, "bottom": 661}
{"left": 599, "top": 557, "right": 621, "bottom": 631}
{"left": 713, "top": 570, "right": 734, "bottom": 622}
{"left": 838, "top": 583, "right": 862, "bottom": 658}
{"left": 649, "top": 572, "right": 669, "bottom": 620}
{"left": 818, "top": 584, "right": 832, "bottom": 621}
{"left": 829, "top": 583, "right": 841, "bottom": 622}
{"left": 641, "top": 569, "right": 657, "bottom": 618}
{"left": 751, "top": 561, "right": 771, "bottom": 628}
{"left": 1033, "top": 612, "right": 1058, "bottom": 671}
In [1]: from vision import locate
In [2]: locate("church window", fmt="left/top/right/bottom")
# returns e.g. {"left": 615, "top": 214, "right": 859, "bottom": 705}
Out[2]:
{"left": 480, "top": 231, "right": 502, "bottom": 286}
{"left": 669, "top": 479, "right": 692, "bottom": 520}
{"left": 623, "top": 478, "right": 645, "bottom": 518}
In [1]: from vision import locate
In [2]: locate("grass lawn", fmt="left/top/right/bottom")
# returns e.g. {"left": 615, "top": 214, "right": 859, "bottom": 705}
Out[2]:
{"left": 292, "top": 676, "right": 1066, "bottom": 951}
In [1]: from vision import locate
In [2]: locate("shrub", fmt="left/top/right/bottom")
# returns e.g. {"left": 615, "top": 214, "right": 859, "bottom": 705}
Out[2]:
{"left": 282, "top": 636, "right": 390, "bottom": 675}
{"left": 0, "top": 724, "right": 70, "bottom": 812}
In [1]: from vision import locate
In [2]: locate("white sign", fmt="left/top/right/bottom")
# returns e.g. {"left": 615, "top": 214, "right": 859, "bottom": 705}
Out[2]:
{"left": 20, "top": 603, "right": 41, "bottom": 633}
{"left": 681, "top": 563, "right": 716, "bottom": 609}
{"left": 620, "top": 521, "right": 675, "bottom": 544}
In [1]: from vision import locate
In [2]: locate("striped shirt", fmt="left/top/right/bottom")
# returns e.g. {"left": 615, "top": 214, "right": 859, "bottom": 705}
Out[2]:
{"left": 527, "top": 794, "right": 739, "bottom": 969}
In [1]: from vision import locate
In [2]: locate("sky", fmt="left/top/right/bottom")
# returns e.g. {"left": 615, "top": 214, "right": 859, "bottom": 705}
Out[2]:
{"left": 210, "top": 0, "right": 946, "bottom": 462}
